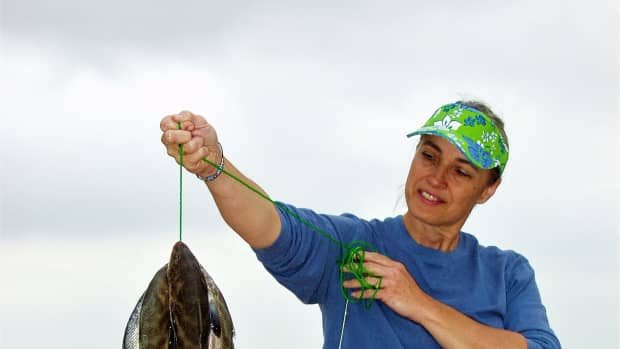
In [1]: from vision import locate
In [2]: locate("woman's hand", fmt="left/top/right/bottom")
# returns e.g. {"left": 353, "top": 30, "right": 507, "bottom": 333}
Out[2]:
{"left": 342, "top": 252, "right": 431, "bottom": 322}
{"left": 160, "top": 110, "right": 222, "bottom": 179}
{"left": 343, "top": 252, "right": 528, "bottom": 349}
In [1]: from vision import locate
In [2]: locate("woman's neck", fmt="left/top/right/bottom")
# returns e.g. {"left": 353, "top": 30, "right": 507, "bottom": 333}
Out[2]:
{"left": 402, "top": 212, "right": 462, "bottom": 252}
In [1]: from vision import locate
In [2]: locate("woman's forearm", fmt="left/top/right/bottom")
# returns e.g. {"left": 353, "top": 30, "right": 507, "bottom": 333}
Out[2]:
{"left": 205, "top": 158, "right": 281, "bottom": 249}
{"left": 416, "top": 295, "right": 527, "bottom": 349}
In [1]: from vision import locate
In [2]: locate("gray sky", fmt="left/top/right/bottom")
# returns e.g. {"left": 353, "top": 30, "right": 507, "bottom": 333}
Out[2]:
{"left": 1, "top": 1, "right": 618, "bottom": 348}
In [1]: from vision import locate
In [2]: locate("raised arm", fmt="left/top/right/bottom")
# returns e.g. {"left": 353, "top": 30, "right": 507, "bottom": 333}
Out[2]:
{"left": 160, "top": 111, "right": 281, "bottom": 248}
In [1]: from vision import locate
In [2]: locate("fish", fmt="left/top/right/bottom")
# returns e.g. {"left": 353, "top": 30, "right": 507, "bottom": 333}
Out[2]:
{"left": 123, "top": 241, "right": 235, "bottom": 349}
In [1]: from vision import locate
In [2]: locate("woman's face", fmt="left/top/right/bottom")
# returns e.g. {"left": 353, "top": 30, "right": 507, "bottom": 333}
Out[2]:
{"left": 405, "top": 135, "right": 501, "bottom": 231}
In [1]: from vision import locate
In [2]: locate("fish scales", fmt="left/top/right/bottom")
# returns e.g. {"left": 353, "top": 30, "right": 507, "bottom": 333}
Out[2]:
{"left": 139, "top": 267, "right": 171, "bottom": 348}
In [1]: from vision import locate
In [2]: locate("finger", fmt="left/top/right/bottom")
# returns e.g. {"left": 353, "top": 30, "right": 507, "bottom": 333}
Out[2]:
{"left": 343, "top": 276, "right": 382, "bottom": 289}
{"left": 173, "top": 110, "right": 208, "bottom": 127}
{"left": 351, "top": 289, "right": 382, "bottom": 300}
{"left": 184, "top": 146, "right": 223, "bottom": 175}
{"left": 166, "top": 146, "right": 179, "bottom": 163}
{"left": 181, "top": 146, "right": 207, "bottom": 171}
{"left": 186, "top": 145, "right": 221, "bottom": 164}
{"left": 165, "top": 143, "right": 184, "bottom": 165}
{"left": 191, "top": 121, "right": 216, "bottom": 140}
{"left": 342, "top": 278, "right": 361, "bottom": 289}
{"left": 161, "top": 129, "right": 192, "bottom": 145}
{"left": 356, "top": 259, "right": 384, "bottom": 273}
{"left": 160, "top": 115, "right": 178, "bottom": 132}
{"left": 182, "top": 136, "right": 204, "bottom": 154}
{"left": 364, "top": 276, "right": 382, "bottom": 288}
{"left": 362, "top": 252, "right": 395, "bottom": 266}
{"left": 342, "top": 261, "right": 382, "bottom": 277}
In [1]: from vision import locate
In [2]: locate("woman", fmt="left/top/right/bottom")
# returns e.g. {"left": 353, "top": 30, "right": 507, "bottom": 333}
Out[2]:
{"left": 160, "top": 101, "right": 561, "bottom": 348}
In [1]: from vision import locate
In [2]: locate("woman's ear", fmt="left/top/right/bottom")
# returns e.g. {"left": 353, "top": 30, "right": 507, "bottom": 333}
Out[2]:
{"left": 477, "top": 177, "right": 501, "bottom": 204}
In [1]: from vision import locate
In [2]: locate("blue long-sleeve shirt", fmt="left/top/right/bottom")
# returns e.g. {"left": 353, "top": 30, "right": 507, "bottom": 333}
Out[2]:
{"left": 254, "top": 203, "right": 561, "bottom": 348}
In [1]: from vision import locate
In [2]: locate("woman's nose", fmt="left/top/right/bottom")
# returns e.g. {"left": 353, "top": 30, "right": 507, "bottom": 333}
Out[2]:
{"left": 427, "top": 166, "right": 448, "bottom": 188}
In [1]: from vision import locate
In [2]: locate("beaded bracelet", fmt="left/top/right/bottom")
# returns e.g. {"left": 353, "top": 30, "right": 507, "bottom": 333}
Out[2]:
{"left": 196, "top": 142, "right": 224, "bottom": 182}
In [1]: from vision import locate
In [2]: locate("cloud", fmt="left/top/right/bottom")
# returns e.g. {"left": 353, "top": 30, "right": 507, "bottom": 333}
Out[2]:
{"left": 1, "top": 0, "right": 618, "bottom": 347}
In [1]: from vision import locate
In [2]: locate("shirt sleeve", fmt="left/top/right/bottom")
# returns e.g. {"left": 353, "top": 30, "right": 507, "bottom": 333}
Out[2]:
{"left": 253, "top": 202, "right": 356, "bottom": 304}
{"left": 504, "top": 255, "right": 562, "bottom": 349}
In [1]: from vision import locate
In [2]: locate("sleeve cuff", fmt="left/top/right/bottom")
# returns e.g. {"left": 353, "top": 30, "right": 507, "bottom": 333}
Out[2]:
{"left": 252, "top": 204, "right": 292, "bottom": 265}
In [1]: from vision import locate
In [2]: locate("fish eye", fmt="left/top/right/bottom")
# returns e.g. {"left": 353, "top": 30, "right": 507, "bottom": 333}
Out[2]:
{"left": 209, "top": 303, "right": 222, "bottom": 337}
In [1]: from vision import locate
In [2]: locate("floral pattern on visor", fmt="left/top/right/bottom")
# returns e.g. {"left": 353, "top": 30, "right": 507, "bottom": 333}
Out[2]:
{"left": 406, "top": 102, "right": 509, "bottom": 173}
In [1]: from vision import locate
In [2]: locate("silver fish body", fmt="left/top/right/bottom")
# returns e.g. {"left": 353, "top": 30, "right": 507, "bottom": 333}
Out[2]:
{"left": 123, "top": 241, "right": 235, "bottom": 349}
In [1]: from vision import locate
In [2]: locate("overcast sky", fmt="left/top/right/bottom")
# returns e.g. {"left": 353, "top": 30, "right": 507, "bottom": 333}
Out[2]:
{"left": 1, "top": 1, "right": 618, "bottom": 348}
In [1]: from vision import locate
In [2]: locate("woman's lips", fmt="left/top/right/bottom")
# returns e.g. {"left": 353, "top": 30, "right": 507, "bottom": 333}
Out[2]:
{"left": 418, "top": 189, "right": 444, "bottom": 205}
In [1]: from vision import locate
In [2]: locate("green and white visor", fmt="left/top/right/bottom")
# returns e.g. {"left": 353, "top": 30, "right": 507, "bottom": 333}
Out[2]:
{"left": 406, "top": 102, "right": 509, "bottom": 174}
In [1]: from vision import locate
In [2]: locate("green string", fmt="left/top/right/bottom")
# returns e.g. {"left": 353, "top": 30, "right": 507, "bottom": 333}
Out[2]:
{"left": 199, "top": 156, "right": 382, "bottom": 308}
{"left": 178, "top": 122, "right": 183, "bottom": 241}
{"left": 175, "top": 122, "right": 380, "bottom": 307}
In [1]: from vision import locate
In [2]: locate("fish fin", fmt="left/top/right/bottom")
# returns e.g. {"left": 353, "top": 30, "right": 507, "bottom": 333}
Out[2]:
{"left": 123, "top": 292, "right": 144, "bottom": 349}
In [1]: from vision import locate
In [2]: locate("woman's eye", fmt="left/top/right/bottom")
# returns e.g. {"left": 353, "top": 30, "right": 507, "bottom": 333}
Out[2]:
{"left": 456, "top": 168, "right": 471, "bottom": 177}
{"left": 422, "top": 151, "right": 434, "bottom": 159}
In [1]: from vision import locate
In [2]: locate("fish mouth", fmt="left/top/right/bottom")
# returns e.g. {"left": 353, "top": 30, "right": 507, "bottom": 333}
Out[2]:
{"left": 169, "top": 241, "right": 203, "bottom": 278}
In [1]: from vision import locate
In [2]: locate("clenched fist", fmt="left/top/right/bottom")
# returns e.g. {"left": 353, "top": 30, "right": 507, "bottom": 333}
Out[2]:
{"left": 160, "top": 110, "right": 222, "bottom": 180}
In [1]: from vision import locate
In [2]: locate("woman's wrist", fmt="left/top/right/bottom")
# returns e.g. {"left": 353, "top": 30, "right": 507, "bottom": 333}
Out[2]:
{"left": 196, "top": 142, "right": 224, "bottom": 182}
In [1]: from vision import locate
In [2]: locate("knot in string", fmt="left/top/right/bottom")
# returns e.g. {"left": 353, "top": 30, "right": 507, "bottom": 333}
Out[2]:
{"left": 338, "top": 241, "right": 382, "bottom": 309}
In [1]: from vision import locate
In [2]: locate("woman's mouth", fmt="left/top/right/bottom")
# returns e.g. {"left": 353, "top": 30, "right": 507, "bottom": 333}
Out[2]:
{"left": 418, "top": 190, "right": 444, "bottom": 205}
